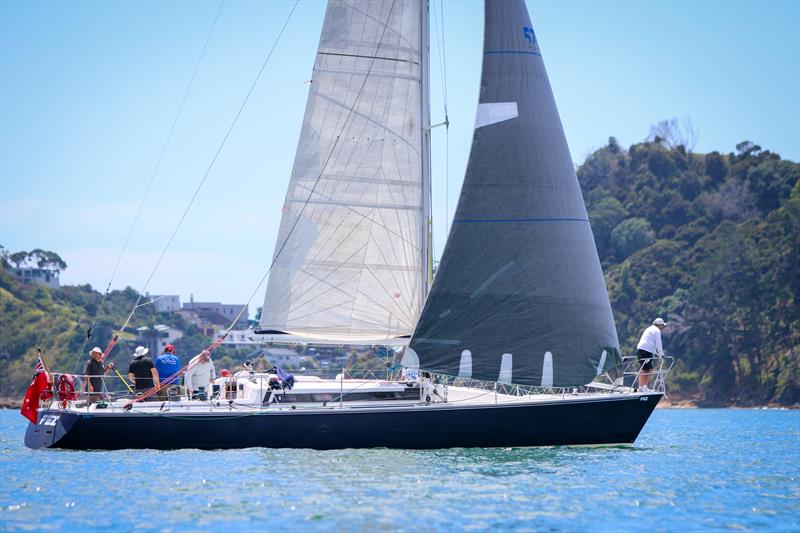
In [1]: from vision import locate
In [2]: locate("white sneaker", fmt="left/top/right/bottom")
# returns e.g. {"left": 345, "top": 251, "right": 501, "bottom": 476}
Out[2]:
{"left": 640, "top": 385, "right": 649, "bottom": 392}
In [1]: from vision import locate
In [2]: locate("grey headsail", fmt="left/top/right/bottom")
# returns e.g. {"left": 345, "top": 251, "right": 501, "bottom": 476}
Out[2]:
{"left": 407, "top": 0, "right": 620, "bottom": 387}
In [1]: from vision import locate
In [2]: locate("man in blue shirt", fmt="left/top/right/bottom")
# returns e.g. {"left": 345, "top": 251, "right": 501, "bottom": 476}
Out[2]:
{"left": 155, "top": 344, "right": 181, "bottom": 401}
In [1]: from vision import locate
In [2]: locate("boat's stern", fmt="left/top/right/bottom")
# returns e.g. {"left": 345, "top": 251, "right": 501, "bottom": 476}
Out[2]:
{"left": 24, "top": 409, "right": 79, "bottom": 450}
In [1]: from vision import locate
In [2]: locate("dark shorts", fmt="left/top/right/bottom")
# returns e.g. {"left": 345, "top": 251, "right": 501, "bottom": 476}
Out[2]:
{"left": 636, "top": 349, "right": 654, "bottom": 371}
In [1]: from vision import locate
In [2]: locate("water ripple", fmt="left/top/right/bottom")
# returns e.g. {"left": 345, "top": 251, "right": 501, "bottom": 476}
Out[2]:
{"left": 1, "top": 409, "right": 798, "bottom": 531}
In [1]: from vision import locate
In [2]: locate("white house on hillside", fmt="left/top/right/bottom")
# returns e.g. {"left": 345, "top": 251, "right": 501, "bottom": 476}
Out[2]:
{"left": 183, "top": 295, "right": 249, "bottom": 327}
{"left": 10, "top": 266, "right": 60, "bottom": 288}
{"left": 147, "top": 294, "right": 181, "bottom": 313}
{"left": 136, "top": 324, "right": 184, "bottom": 355}
{"left": 264, "top": 347, "right": 308, "bottom": 368}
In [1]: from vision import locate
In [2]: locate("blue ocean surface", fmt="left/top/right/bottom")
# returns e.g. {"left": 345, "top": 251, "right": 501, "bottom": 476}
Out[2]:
{"left": 1, "top": 408, "right": 798, "bottom": 532}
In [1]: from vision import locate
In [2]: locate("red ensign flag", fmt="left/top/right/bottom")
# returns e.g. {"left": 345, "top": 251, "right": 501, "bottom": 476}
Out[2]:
{"left": 20, "top": 356, "right": 51, "bottom": 424}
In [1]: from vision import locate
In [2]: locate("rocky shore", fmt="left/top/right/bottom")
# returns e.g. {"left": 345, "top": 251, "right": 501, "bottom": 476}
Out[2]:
{"left": 0, "top": 398, "right": 22, "bottom": 409}
{"left": 656, "top": 397, "right": 799, "bottom": 409}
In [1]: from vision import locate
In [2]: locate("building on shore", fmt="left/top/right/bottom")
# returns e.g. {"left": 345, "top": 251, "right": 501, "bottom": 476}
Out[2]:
{"left": 174, "top": 309, "right": 217, "bottom": 337}
{"left": 182, "top": 295, "right": 249, "bottom": 328}
{"left": 263, "top": 347, "right": 309, "bottom": 369}
{"left": 146, "top": 294, "right": 181, "bottom": 313}
{"left": 135, "top": 324, "right": 184, "bottom": 356}
{"left": 9, "top": 264, "right": 60, "bottom": 288}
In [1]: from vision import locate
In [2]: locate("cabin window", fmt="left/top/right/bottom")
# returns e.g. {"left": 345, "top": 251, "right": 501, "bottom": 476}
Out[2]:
{"left": 262, "top": 389, "right": 419, "bottom": 404}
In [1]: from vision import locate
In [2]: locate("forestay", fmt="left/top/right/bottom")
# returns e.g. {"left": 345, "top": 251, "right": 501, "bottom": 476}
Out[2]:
{"left": 407, "top": 0, "right": 621, "bottom": 387}
{"left": 260, "top": 0, "right": 428, "bottom": 342}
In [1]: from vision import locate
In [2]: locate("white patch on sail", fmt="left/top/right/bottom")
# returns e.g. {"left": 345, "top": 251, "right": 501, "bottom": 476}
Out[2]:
{"left": 474, "top": 102, "right": 518, "bottom": 129}
{"left": 458, "top": 350, "right": 472, "bottom": 378}
{"left": 596, "top": 350, "right": 608, "bottom": 376}
{"left": 541, "top": 352, "right": 553, "bottom": 387}
{"left": 498, "top": 353, "right": 513, "bottom": 384}
{"left": 400, "top": 348, "right": 420, "bottom": 370}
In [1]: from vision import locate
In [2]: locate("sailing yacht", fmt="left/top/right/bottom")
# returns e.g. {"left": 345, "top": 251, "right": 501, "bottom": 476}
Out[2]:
{"left": 25, "top": 0, "right": 670, "bottom": 451}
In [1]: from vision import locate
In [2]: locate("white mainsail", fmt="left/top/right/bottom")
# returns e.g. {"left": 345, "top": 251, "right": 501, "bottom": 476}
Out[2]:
{"left": 260, "top": 0, "right": 430, "bottom": 342}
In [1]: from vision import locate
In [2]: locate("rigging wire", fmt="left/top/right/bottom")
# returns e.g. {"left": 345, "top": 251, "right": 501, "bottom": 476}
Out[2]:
{"left": 126, "top": 0, "right": 401, "bottom": 406}
{"left": 440, "top": 0, "right": 450, "bottom": 239}
{"left": 71, "top": 0, "right": 225, "bottom": 373}
{"left": 101, "top": 0, "right": 300, "bottom": 364}
{"left": 431, "top": 0, "right": 450, "bottom": 238}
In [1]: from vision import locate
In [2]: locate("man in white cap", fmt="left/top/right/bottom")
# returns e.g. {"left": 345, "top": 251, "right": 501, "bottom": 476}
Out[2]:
{"left": 636, "top": 318, "right": 666, "bottom": 391}
{"left": 83, "top": 347, "right": 114, "bottom": 402}
{"left": 127, "top": 346, "right": 159, "bottom": 396}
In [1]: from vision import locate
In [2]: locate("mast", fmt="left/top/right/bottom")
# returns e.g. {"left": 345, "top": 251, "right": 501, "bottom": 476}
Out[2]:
{"left": 420, "top": 0, "right": 433, "bottom": 307}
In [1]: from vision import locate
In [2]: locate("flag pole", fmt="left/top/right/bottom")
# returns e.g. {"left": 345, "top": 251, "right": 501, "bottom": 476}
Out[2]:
{"left": 36, "top": 348, "right": 53, "bottom": 382}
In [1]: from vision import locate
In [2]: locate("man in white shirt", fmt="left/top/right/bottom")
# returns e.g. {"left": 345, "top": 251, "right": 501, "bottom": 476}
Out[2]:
{"left": 184, "top": 350, "right": 215, "bottom": 400}
{"left": 636, "top": 318, "right": 666, "bottom": 391}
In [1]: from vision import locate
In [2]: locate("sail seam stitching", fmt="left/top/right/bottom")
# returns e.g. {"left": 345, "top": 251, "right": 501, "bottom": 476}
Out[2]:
{"left": 319, "top": 51, "right": 418, "bottom": 65}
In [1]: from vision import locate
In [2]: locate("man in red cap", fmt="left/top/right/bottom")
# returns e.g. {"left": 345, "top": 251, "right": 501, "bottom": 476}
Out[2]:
{"left": 155, "top": 344, "right": 181, "bottom": 401}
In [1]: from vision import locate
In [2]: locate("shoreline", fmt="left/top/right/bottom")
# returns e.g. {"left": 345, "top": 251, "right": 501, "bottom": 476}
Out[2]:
{"left": 656, "top": 397, "right": 799, "bottom": 409}
{"left": 1, "top": 397, "right": 797, "bottom": 410}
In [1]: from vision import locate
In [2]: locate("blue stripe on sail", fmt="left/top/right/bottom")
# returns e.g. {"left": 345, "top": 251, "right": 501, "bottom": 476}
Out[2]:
{"left": 484, "top": 50, "right": 542, "bottom": 57}
{"left": 453, "top": 217, "right": 589, "bottom": 224}
{"left": 414, "top": 338, "right": 461, "bottom": 345}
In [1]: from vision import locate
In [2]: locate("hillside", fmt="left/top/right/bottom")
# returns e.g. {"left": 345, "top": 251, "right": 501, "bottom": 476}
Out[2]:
{"left": 580, "top": 137, "right": 799, "bottom": 405}
{"left": 1, "top": 137, "right": 798, "bottom": 405}
{"left": 0, "top": 266, "right": 275, "bottom": 398}
{"left": 0, "top": 271, "right": 157, "bottom": 397}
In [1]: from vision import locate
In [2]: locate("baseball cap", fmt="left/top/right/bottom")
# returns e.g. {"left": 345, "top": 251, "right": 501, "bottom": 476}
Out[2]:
{"left": 653, "top": 318, "right": 666, "bottom": 326}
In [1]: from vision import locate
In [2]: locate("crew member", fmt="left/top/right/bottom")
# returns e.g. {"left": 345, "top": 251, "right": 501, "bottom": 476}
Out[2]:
{"left": 155, "top": 344, "right": 181, "bottom": 401}
{"left": 636, "top": 318, "right": 666, "bottom": 391}
{"left": 83, "top": 347, "right": 114, "bottom": 403}
{"left": 184, "top": 350, "right": 215, "bottom": 400}
{"left": 128, "top": 346, "right": 159, "bottom": 397}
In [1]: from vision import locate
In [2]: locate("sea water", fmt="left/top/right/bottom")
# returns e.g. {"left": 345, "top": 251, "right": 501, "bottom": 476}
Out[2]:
{"left": 0, "top": 408, "right": 798, "bottom": 532}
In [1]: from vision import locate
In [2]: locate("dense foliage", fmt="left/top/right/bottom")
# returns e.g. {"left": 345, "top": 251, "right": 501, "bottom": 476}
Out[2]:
{"left": 580, "top": 137, "right": 799, "bottom": 405}
{"left": 0, "top": 265, "right": 252, "bottom": 397}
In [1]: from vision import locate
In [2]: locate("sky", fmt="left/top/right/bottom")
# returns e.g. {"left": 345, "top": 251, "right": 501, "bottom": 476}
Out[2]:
{"left": 1, "top": 0, "right": 798, "bottom": 313}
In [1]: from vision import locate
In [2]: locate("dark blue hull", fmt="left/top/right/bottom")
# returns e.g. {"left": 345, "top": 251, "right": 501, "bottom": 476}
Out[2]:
{"left": 25, "top": 393, "right": 661, "bottom": 450}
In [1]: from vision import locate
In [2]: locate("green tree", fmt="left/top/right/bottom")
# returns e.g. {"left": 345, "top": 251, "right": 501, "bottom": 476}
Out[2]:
{"left": 610, "top": 218, "right": 655, "bottom": 259}
{"left": 745, "top": 159, "right": 799, "bottom": 212}
{"left": 8, "top": 249, "right": 67, "bottom": 272}
{"left": 587, "top": 189, "right": 629, "bottom": 261}
{"left": 704, "top": 151, "right": 727, "bottom": 185}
